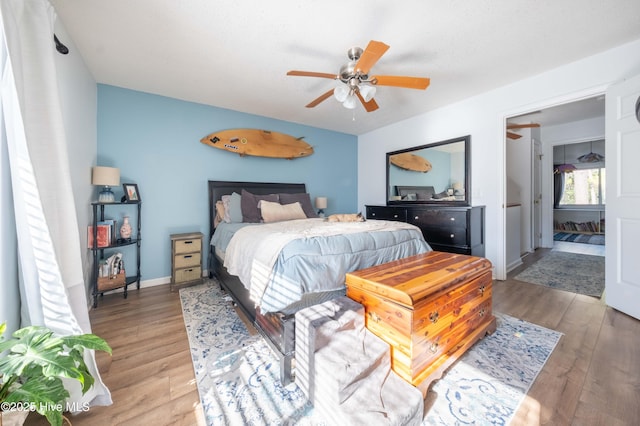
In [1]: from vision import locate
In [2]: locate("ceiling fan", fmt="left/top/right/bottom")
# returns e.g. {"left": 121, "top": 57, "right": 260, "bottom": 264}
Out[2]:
{"left": 287, "top": 40, "right": 430, "bottom": 112}
{"left": 506, "top": 123, "right": 540, "bottom": 139}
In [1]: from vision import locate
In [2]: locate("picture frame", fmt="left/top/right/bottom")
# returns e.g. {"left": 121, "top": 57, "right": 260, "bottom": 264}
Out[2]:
{"left": 122, "top": 183, "right": 140, "bottom": 202}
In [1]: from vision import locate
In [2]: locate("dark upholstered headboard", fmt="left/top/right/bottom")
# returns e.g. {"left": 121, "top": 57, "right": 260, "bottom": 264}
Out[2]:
{"left": 207, "top": 180, "right": 306, "bottom": 241}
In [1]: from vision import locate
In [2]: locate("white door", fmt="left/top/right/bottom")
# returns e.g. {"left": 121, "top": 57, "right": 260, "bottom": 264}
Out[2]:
{"left": 605, "top": 73, "right": 640, "bottom": 320}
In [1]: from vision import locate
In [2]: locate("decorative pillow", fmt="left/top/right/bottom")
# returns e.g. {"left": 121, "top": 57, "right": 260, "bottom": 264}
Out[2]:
{"left": 260, "top": 200, "right": 307, "bottom": 223}
{"left": 229, "top": 192, "right": 243, "bottom": 223}
{"left": 241, "top": 189, "right": 279, "bottom": 223}
{"left": 214, "top": 200, "right": 225, "bottom": 227}
{"left": 221, "top": 195, "right": 232, "bottom": 223}
{"left": 221, "top": 192, "right": 243, "bottom": 223}
{"left": 278, "top": 192, "right": 318, "bottom": 218}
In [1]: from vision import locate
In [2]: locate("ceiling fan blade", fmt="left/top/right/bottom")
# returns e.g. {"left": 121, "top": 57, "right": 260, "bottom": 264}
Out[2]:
{"left": 373, "top": 75, "right": 430, "bottom": 90}
{"left": 507, "top": 123, "right": 540, "bottom": 129}
{"left": 356, "top": 92, "right": 379, "bottom": 112}
{"left": 506, "top": 131, "right": 523, "bottom": 139}
{"left": 305, "top": 89, "right": 335, "bottom": 108}
{"left": 287, "top": 70, "right": 338, "bottom": 80}
{"left": 355, "top": 40, "right": 390, "bottom": 75}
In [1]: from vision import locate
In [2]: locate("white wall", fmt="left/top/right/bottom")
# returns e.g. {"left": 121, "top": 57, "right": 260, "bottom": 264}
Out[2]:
{"left": 53, "top": 21, "right": 98, "bottom": 304}
{"left": 358, "top": 37, "right": 640, "bottom": 279}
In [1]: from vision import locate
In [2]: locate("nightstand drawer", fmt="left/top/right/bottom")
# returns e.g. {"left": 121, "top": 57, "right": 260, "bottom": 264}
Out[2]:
{"left": 174, "top": 252, "right": 201, "bottom": 269}
{"left": 175, "top": 267, "right": 202, "bottom": 283}
{"left": 175, "top": 238, "right": 202, "bottom": 254}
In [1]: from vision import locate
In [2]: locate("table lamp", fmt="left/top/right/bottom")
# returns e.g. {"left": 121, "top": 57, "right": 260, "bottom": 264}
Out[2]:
{"left": 92, "top": 166, "right": 120, "bottom": 202}
{"left": 315, "top": 197, "right": 327, "bottom": 217}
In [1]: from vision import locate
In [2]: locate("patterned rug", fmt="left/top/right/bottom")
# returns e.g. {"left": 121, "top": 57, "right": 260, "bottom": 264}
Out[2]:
{"left": 553, "top": 232, "right": 605, "bottom": 245}
{"left": 514, "top": 251, "right": 605, "bottom": 297}
{"left": 180, "top": 282, "right": 562, "bottom": 426}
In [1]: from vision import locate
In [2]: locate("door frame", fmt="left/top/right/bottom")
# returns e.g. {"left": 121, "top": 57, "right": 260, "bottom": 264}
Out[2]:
{"left": 497, "top": 85, "right": 607, "bottom": 280}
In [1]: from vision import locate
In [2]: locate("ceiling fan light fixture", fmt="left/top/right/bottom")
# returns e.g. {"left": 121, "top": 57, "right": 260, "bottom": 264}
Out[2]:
{"left": 343, "top": 94, "right": 358, "bottom": 109}
{"left": 359, "top": 84, "right": 376, "bottom": 102}
{"left": 334, "top": 84, "right": 349, "bottom": 102}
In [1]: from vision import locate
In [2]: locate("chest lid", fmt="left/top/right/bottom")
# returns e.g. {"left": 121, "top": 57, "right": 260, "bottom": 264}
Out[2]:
{"left": 345, "top": 251, "right": 492, "bottom": 308}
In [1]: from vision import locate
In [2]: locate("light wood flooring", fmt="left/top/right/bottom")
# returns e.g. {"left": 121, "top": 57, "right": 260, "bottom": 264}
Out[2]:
{"left": 26, "top": 244, "right": 639, "bottom": 425}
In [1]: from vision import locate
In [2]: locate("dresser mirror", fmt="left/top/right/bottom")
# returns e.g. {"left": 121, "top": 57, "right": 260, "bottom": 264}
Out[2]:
{"left": 386, "top": 135, "right": 470, "bottom": 206}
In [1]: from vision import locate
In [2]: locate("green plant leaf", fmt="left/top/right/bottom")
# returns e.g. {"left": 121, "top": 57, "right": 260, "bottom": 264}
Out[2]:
{"left": 4, "top": 377, "right": 67, "bottom": 426}
{"left": 62, "top": 334, "right": 112, "bottom": 355}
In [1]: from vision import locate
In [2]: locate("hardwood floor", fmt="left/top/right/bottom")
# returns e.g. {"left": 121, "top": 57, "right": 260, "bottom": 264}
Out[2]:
{"left": 26, "top": 246, "right": 639, "bottom": 425}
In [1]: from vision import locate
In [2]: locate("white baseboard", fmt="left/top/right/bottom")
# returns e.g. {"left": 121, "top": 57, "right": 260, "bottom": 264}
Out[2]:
{"left": 506, "top": 258, "right": 523, "bottom": 274}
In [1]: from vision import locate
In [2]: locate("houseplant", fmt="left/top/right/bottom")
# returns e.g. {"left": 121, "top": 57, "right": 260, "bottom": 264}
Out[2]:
{"left": 0, "top": 322, "right": 112, "bottom": 426}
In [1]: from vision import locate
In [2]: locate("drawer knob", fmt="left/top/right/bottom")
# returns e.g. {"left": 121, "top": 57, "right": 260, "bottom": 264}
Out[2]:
{"left": 429, "top": 342, "right": 439, "bottom": 353}
{"left": 479, "top": 285, "right": 485, "bottom": 296}
{"left": 479, "top": 308, "right": 486, "bottom": 317}
{"left": 184, "top": 240, "right": 193, "bottom": 244}
{"left": 450, "top": 217, "right": 456, "bottom": 221}
{"left": 450, "top": 234, "right": 455, "bottom": 239}
{"left": 429, "top": 311, "right": 439, "bottom": 324}
{"left": 414, "top": 216, "right": 419, "bottom": 220}
{"left": 184, "top": 255, "right": 192, "bottom": 259}
{"left": 371, "top": 212, "right": 376, "bottom": 217}
{"left": 393, "top": 214, "right": 398, "bottom": 218}
{"left": 368, "top": 311, "right": 381, "bottom": 323}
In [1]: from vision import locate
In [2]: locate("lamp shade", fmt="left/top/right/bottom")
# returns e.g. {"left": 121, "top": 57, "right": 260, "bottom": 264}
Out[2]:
{"left": 92, "top": 166, "right": 120, "bottom": 186}
{"left": 315, "top": 197, "right": 327, "bottom": 209}
{"left": 359, "top": 84, "right": 376, "bottom": 102}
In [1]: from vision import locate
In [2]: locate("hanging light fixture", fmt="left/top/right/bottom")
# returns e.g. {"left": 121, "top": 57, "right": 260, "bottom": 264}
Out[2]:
{"left": 577, "top": 140, "right": 605, "bottom": 163}
{"left": 554, "top": 145, "right": 576, "bottom": 174}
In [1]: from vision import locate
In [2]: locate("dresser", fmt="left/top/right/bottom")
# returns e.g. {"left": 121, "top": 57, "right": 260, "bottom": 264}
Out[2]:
{"left": 170, "top": 232, "right": 204, "bottom": 290}
{"left": 366, "top": 205, "right": 485, "bottom": 256}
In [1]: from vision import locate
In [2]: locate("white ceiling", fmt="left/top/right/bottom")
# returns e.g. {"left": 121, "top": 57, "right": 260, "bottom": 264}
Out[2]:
{"left": 51, "top": 0, "right": 640, "bottom": 135}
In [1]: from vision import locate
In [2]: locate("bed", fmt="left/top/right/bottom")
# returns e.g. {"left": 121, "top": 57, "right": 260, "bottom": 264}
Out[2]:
{"left": 207, "top": 180, "right": 431, "bottom": 385}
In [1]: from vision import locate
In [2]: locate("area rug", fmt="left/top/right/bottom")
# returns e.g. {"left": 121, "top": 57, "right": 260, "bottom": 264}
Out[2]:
{"left": 514, "top": 251, "right": 605, "bottom": 297}
{"left": 553, "top": 232, "right": 605, "bottom": 245}
{"left": 180, "top": 282, "right": 562, "bottom": 426}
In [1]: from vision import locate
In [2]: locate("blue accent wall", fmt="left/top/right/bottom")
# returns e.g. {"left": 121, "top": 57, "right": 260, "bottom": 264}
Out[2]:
{"left": 97, "top": 85, "right": 357, "bottom": 281}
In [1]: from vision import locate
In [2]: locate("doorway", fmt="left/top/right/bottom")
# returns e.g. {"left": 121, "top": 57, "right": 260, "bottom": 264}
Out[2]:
{"left": 502, "top": 95, "right": 606, "bottom": 279}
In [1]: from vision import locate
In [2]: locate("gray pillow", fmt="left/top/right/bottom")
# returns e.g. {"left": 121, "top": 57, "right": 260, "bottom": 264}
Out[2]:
{"left": 241, "top": 189, "right": 279, "bottom": 223}
{"left": 278, "top": 192, "right": 318, "bottom": 218}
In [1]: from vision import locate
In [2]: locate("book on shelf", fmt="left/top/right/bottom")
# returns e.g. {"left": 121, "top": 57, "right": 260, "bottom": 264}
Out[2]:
{"left": 87, "top": 219, "right": 118, "bottom": 248}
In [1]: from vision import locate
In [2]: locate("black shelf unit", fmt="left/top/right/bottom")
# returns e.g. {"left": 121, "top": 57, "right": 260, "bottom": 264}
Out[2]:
{"left": 90, "top": 201, "right": 141, "bottom": 307}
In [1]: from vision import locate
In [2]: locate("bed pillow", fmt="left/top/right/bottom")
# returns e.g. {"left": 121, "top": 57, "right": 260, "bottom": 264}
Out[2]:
{"left": 229, "top": 192, "right": 243, "bottom": 222}
{"left": 221, "top": 195, "right": 232, "bottom": 223}
{"left": 260, "top": 200, "right": 307, "bottom": 223}
{"left": 241, "top": 189, "right": 279, "bottom": 223}
{"left": 278, "top": 192, "right": 318, "bottom": 218}
{"left": 221, "top": 192, "right": 243, "bottom": 223}
{"left": 214, "top": 200, "right": 225, "bottom": 227}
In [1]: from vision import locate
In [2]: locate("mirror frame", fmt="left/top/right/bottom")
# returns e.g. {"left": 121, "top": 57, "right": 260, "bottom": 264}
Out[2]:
{"left": 386, "top": 135, "right": 471, "bottom": 206}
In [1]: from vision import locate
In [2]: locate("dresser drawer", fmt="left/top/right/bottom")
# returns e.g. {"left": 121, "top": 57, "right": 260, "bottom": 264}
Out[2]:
{"left": 174, "top": 238, "right": 202, "bottom": 254}
{"left": 175, "top": 266, "right": 202, "bottom": 283}
{"left": 421, "top": 226, "right": 468, "bottom": 246}
{"left": 174, "top": 252, "right": 201, "bottom": 269}
{"left": 366, "top": 206, "right": 407, "bottom": 222}
{"left": 408, "top": 209, "right": 467, "bottom": 228}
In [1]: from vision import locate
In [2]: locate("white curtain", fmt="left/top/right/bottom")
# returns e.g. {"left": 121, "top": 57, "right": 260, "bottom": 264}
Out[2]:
{"left": 0, "top": 0, "right": 111, "bottom": 410}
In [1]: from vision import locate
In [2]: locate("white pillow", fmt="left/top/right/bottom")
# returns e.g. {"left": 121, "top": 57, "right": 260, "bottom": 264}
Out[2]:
{"left": 260, "top": 200, "right": 307, "bottom": 223}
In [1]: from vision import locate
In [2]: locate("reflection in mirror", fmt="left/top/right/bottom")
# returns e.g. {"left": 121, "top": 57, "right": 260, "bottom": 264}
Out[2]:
{"left": 386, "top": 135, "right": 470, "bottom": 205}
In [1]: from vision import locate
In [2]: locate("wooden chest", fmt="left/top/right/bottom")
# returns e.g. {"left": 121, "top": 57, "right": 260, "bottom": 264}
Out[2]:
{"left": 345, "top": 251, "right": 496, "bottom": 396}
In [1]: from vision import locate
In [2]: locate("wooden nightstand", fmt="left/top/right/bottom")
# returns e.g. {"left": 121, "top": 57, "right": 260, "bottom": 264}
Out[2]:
{"left": 170, "top": 232, "right": 204, "bottom": 291}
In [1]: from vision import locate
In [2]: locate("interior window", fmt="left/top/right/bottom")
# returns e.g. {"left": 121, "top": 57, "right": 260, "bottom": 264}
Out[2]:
{"left": 559, "top": 167, "right": 606, "bottom": 206}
